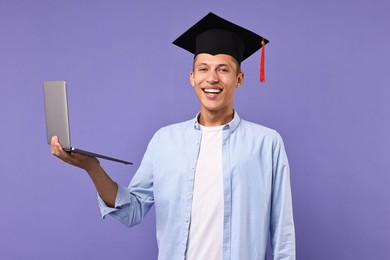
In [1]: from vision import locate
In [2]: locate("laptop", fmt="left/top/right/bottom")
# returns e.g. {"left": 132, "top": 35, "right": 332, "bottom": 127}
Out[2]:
{"left": 43, "top": 80, "right": 133, "bottom": 165}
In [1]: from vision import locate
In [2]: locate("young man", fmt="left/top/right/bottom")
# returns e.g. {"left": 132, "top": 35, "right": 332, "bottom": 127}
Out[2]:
{"left": 51, "top": 12, "right": 295, "bottom": 260}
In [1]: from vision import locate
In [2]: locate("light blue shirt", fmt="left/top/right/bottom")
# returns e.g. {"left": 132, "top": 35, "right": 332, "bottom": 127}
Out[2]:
{"left": 99, "top": 112, "right": 295, "bottom": 260}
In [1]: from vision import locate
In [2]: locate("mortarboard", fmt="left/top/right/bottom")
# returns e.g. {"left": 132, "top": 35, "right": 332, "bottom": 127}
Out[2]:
{"left": 173, "top": 12, "right": 269, "bottom": 82}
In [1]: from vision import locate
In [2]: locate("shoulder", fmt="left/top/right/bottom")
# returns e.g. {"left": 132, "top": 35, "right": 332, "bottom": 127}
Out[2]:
{"left": 149, "top": 118, "right": 195, "bottom": 143}
{"left": 238, "top": 118, "right": 282, "bottom": 140}
{"left": 237, "top": 119, "right": 288, "bottom": 159}
{"left": 235, "top": 118, "right": 287, "bottom": 153}
{"left": 156, "top": 118, "right": 194, "bottom": 134}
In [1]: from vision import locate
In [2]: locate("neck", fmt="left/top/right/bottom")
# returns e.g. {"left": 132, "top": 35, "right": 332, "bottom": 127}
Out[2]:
{"left": 198, "top": 109, "right": 234, "bottom": 126}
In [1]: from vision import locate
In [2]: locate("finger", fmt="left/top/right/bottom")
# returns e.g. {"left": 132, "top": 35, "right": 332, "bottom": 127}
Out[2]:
{"left": 50, "top": 137, "right": 70, "bottom": 161}
{"left": 50, "top": 136, "right": 59, "bottom": 146}
{"left": 50, "top": 136, "right": 61, "bottom": 154}
{"left": 53, "top": 143, "right": 66, "bottom": 157}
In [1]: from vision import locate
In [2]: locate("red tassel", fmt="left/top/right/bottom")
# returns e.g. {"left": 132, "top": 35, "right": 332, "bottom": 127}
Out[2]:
{"left": 260, "top": 38, "right": 265, "bottom": 82}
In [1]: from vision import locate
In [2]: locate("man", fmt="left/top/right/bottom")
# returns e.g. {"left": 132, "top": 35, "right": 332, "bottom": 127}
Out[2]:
{"left": 51, "top": 12, "right": 295, "bottom": 260}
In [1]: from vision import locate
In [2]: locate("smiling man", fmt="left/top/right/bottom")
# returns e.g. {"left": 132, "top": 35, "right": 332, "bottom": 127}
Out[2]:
{"left": 51, "top": 12, "right": 295, "bottom": 260}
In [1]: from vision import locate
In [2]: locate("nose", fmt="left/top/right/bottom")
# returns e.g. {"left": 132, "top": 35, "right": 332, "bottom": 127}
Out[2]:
{"left": 206, "top": 70, "right": 219, "bottom": 84}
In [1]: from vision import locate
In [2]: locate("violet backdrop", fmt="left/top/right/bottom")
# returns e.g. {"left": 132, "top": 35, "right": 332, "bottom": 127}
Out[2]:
{"left": 0, "top": 0, "right": 389, "bottom": 259}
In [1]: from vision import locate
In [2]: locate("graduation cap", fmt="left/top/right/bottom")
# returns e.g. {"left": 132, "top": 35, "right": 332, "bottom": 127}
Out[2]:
{"left": 173, "top": 12, "right": 269, "bottom": 82}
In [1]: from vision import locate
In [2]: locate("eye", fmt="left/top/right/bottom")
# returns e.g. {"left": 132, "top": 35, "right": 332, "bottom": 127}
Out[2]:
{"left": 198, "top": 67, "right": 208, "bottom": 72}
{"left": 218, "top": 67, "right": 230, "bottom": 73}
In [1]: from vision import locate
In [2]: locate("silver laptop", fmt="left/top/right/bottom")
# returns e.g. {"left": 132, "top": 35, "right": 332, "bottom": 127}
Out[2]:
{"left": 43, "top": 80, "right": 133, "bottom": 165}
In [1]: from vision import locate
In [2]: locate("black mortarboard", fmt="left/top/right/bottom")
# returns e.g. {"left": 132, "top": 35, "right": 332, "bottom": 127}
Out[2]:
{"left": 172, "top": 12, "right": 269, "bottom": 81}
{"left": 173, "top": 12, "right": 268, "bottom": 64}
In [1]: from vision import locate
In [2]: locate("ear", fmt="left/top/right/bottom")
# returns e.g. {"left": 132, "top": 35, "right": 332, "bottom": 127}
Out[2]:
{"left": 236, "top": 71, "right": 245, "bottom": 88}
{"left": 190, "top": 71, "right": 195, "bottom": 87}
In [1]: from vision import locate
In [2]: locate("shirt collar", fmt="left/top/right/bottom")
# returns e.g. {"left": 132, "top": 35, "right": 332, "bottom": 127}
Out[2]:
{"left": 193, "top": 110, "right": 241, "bottom": 133}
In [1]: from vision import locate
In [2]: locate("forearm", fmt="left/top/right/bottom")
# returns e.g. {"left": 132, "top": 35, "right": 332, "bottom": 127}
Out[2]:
{"left": 86, "top": 164, "right": 118, "bottom": 208}
{"left": 50, "top": 136, "right": 119, "bottom": 208}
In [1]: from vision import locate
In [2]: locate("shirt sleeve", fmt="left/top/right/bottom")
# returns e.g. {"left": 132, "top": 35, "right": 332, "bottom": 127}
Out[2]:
{"left": 97, "top": 184, "right": 134, "bottom": 218}
{"left": 270, "top": 132, "right": 296, "bottom": 259}
{"left": 96, "top": 133, "right": 157, "bottom": 227}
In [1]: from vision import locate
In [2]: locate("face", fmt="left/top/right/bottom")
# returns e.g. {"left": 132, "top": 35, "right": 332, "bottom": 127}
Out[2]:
{"left": 190, "top": 53, "right": 244, "bottom": 121}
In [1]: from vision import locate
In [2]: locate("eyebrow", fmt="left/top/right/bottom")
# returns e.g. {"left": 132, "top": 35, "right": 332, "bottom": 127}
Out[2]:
{"left": 196, "top": 63, "right": 231, "bottom": 68}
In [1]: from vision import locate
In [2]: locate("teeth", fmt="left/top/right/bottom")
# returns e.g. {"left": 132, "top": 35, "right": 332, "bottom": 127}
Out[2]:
{"left": 204, "top": 88, "right": 222, "bottom": 93}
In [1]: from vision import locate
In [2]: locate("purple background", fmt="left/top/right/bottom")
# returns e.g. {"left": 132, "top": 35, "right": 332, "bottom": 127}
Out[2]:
{"left": 1, "top": 0, "right": 389, "bottom": 259}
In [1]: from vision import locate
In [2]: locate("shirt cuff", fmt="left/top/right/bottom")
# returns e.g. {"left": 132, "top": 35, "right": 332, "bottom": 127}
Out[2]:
{"left": 97, "top": 185, "right": 132, "bottom": 219}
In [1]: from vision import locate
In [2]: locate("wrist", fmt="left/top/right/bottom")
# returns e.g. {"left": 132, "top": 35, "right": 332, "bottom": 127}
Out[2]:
{"left": 85, "top": 161, "right": 102, "bottom": 178}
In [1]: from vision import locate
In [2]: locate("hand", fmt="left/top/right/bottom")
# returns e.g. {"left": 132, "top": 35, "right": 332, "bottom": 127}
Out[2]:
{"left": 50, "top": 136, "right": 100, "bottom": 172}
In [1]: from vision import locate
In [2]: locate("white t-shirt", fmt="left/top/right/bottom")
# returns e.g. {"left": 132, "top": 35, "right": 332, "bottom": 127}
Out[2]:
{"left": 186, "top": 125, "right": 224, "bottom": 260}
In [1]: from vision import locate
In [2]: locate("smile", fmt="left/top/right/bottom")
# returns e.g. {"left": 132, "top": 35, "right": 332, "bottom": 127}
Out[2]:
{"left": 203, "top": 88, "right": 222, "bottom": 94}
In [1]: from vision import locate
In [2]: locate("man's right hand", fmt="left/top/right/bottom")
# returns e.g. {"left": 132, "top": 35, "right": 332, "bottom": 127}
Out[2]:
{"left": 50, "top": 136, "right": 100, "bottom": 173}
{"left": 50, "top": 136, "right": 118, "bottom": 207}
